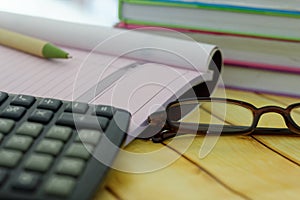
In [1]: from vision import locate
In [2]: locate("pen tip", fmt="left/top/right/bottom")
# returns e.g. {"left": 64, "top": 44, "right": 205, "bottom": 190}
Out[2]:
{"left": 67, "top": 54, "right": 72, "bottom": 59}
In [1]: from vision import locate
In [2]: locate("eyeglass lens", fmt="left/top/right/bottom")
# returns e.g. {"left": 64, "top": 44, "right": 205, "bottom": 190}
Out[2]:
{"left": 167, "top": 100, "right": 254, "bottom": 133}
{"left": 168, "top": 100, "right": 300, "bottom": 134}
{"left": 291, "top": 105, "right": 300, "bottom": 127}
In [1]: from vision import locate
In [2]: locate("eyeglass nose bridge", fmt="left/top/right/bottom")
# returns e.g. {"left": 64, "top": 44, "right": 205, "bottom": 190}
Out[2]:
{"left": 257, "top": 105, "right": 287, "bottom": 115}
{"left": 253, "top": 105, "right": 293, "bottom": 130}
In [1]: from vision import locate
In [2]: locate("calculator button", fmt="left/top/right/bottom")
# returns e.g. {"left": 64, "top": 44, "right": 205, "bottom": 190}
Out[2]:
{"left": 12, "top": 172, "right": 40, "bottom": 191}
{"left": 65, "top": 102, "right": 88, "bottom": 114}
{"left": 0, "top": 92, "right": 8, "bottom": 105}
{"left": 75, "top": 129, "right": 102, "bottom": 145}
{"left": 94, "top": 105, "right": 115, "bottom": 118}
{"left": 11, "top": 95, "right": 35, "bottom": 108}
{"left": 44, "top": 175, "right": 76, "bottom": 197}
{"left": 0, "top": 105, "right": 26, "bottom": 120}
{"left": 0, "top": 149, "right": 23, "bottom": 168}
{"left": 65, "top": 143, "right": 93, "bottom": 160}
{"left": 56, "top": 158, "right": 85, "bottom": 177}
{"left": 0, "top": 133, "right": 3, "bottom": 143}
{"left": 57, "top": 113, "right": 109, "bottom": 130}
{"left": 36, "top": 139, "right": 63, "bottom": 156}
{"left": 82, "top": 115, "right": 109, "bottom": 129}
{"left": 0, "top": 168, "right": 8, "bottom": 185}
{"left": 38, "top": 98, "right": 62, "bottom": 111}
{"left": 25, "top": 154, "right": 53, "bottom": 172}
{"left": 5, "top": 135, "right": 33, "bottom": 152}
{"left": 56, "top": 113, "right": 77, "bottom": 127}
{"left": 28, "top": 109, "right": 53, "bottom": 124}
{"left": 46, "top": 125, "right": 72, "bottom": 142}
{"left": 16, "top": 122, "right": 43, "bottom": 138}
{"left": 0, "top": 119, "right": 15, "bottom": 134}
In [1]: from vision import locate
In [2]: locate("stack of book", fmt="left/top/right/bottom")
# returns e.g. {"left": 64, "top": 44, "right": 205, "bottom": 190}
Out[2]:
{"left": 117, "top": 0, "right": 300, "bottom": 97}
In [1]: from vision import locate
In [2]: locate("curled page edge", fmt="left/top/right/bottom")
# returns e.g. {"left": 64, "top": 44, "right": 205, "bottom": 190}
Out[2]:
{"left": 0, "top": 11, "right": 218, "bottom": 73}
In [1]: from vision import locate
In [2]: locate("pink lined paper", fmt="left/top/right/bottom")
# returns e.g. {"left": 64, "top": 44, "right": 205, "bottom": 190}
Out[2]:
{"left": 0, "top": 44, "right": 213, "bottom": 144}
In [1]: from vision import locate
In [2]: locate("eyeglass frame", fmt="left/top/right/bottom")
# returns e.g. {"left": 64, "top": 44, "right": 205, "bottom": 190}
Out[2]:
{"left": 145, "top": 98, "right": 300, "bottom": 143}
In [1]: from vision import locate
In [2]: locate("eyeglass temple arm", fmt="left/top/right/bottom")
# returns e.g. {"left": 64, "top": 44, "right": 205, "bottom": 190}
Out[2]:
{"left": 151, "top": 127, "right": 299, "bottom": 143}
{"left": 252, "top": 127, "right": 298, "bottom": 135}
{"left": 136, "top": 111, "right": 168, "bottom": 140}
{"left": 141, "top": 108, "right": 300, "bottom": 143}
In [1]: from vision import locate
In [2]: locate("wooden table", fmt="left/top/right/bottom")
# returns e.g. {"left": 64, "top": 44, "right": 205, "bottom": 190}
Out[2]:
{"left": 95, "top": 88, "right": 300, "bottom": 200}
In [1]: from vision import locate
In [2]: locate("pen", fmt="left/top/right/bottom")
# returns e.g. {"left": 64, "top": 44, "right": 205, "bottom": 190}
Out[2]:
{"left": 0, "top": 28, "right": 70, "bottom": 59}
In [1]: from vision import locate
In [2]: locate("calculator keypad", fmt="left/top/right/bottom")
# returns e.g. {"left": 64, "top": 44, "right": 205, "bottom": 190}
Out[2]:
{"left": 0, "top": 91, "right": 130, "bottom": 200}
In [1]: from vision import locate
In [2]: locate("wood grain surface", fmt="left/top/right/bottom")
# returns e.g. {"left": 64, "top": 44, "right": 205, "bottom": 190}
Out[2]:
{"left": 94, "top": 88, "right": 300, "bottom": 200}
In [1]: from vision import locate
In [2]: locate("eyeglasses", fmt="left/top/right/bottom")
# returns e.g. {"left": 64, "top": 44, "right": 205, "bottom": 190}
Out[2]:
{"left": 144, "top": 98, "right": 300, "bottom": 142}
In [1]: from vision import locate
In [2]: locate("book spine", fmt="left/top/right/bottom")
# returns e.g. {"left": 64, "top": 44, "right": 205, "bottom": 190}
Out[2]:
{"left": 118, "top": 0, "right": 124, "bottom": 21}
{"left": 123, "top": 0, "right": 300, "bottom": 18}
{"left": 119, "top": 0, "right": 300, "bottom": 41}
{"left": 225, "top": 59, "right": 300, "bottom": 74}
{"left": 119, "top": 18, "right": 300, "bottom": 42}
{"left": 117, "top": 22, "right": 300, "bottom": 43}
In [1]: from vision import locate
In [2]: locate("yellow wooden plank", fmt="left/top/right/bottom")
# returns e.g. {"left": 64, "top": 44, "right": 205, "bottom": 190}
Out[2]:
{"left": 164, "top": 88, "right": 300, "bottom": 198}
{"left": 94, "top": 187, "right": 118, "bottom": 200}
{"left": 213, "top": 88, "right": 299, "bottom": 128}
{"left": 94, "top": 88, "right": 300, "bottom": 199}
{"left": 251, "top": 91, "right": 300, "bottom": 164}
{"left": 213, "top": 88, "right": 287, "bottom": 107}
{"left": 165, "top": 135, "right": 300, "bottom": 199}
{"left": 100, "top": 140, "right": 245, "bottom": 200}
{"left": 215, "top": 88, "right": 300, "bottom": 165}
{"left": 259, "top": 93, "right": 300, "bottom": 105}
{"left": 254, "top": 135, "right": 300, "bottom": 164}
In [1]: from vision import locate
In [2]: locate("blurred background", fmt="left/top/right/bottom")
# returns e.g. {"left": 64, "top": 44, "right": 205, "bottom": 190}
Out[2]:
{"left": 0, "top": 0, "right": 118, "bottom": 26}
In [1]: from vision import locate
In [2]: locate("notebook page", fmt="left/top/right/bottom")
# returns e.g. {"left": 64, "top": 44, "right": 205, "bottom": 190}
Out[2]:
{"left": 0, "top": 45, "right": 135, "bottom": 100}
{"left": 0, "top": 45, "right": 212, "bottom": 145}
{"left": 92, "top": 65, "right": 213, "bottom": 144}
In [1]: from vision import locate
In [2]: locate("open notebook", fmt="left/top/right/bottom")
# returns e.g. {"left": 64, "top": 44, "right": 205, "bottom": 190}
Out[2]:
{"left": 0, "top": 12, "right": 222, "bottom": 145}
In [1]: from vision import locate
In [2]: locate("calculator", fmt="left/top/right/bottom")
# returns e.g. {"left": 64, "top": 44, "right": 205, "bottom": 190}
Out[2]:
{"left": 0, "top": 91, "right": 131, "bottom": 200}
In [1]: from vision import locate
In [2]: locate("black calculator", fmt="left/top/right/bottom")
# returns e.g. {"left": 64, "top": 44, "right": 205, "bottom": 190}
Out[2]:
{"left": 0, "top": 91, "right": 131, "bottom": 200}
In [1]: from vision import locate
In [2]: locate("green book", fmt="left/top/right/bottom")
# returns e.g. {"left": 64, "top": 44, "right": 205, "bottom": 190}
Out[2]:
{"left": 119, "top": 0, "right": 300, "bottom": 41}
